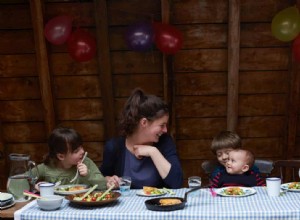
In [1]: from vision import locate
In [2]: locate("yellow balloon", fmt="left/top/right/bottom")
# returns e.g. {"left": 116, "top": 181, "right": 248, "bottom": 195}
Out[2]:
{"left": 271, "top": 6, "right": 300, "bottom": 42}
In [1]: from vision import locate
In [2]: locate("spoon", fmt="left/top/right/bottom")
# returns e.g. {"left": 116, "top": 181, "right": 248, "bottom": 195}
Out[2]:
{"left": 23, "top": 190, "right": 44, "bottom": 199}
{"left": 55, "top": 181, "right": 61, "bottom": 187}
{"left": 97, "top": 183, "right": 115, "bottom": 201}
{"left": 70, "top": 152, "right": 88, "bottom": 183}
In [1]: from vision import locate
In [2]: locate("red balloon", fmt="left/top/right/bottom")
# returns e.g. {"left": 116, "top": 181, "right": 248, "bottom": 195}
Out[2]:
{"left": 44, "top": 15, "right": 73, "bottom": 45}
{"left": 153, "top": 23, "right": 183, "bottom": 55}
{"left": 67, "top": 29, "right": 97, "bottom": 62}
{"left": 293, "top": 34, "right": 300, "bottom": 62}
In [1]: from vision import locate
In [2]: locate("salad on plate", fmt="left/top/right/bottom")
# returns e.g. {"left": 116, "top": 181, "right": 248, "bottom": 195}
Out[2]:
{"left": 136, "top": 186, "right": 166, "bottom": 197}
{"left": 281, "top": 182, "right": 300, "bottom": 192}
{"left": 215, "top": 186, "right": 257, "bottom": 197}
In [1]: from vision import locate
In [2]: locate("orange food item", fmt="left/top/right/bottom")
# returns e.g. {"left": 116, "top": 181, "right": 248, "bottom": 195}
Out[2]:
{"left": 159, "top": 198, "right": 182, "bottom": 206}
{"left": 69, "top": 186, "right": 85, "bottom": 191}
{"left": 143, "top": 186, "right": 157, "bottom": 195}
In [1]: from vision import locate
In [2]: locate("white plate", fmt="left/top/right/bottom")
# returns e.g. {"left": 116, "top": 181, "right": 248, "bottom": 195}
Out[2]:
{"left": 0, "top": 192, "right": 13, "bottom": 202}
{"left": 54, "top": 184, "right": 89, "bottom": 195}
{"left": 215, "top": 187, "right": 257, "bottom": 197}
{"left": 281, "top": 182, "right": 300, "bottom": 192}
{"left": 0, "top": 200, "right": 16, "bottom": 210}
{"left": 136, "top": 189, "right": 166, "bottom": 197}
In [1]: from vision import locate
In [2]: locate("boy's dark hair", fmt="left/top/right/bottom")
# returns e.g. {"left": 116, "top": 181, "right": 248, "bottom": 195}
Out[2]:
{"left": 211, "top": 130, "right": 241, "bottom": 154}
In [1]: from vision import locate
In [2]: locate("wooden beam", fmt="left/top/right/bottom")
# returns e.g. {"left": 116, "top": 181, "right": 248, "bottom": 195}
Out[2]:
{"left": 161, "top": 0, "right": 170, "bottom": 102}
{"left": 285, "top": 0, "right": 300, "bottom": 159}
{"left": 0, "top": 121, "right": 4, "bottom": 160}
{"left": 161, "top": 0, "right": 176, "bottom": 137}
{"left": 29, "top": 0, "right": 56, "bottom": 135}
{"left": 94, "top": 0, "right": 116, "bottom": 138}
{"left": 0, "top": 120, "right": 9, "bottom": 183}
{"left": 227, "top": 0, "right": 240, "bottom": 131}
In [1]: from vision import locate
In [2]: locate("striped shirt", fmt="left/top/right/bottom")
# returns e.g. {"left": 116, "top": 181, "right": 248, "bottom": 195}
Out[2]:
{"left": 211, "top": 170, "right": 265, "bottom": 188}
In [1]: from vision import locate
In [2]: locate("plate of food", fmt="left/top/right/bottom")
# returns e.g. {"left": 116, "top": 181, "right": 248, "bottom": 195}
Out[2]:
{"left": 54, "top": 184, "right": 89, "bottom": 195}
{"left": 214, "top": 187, "right": 257, "bottom": 197}
{"left": 65, "top": 191, "right": 121, "bottom": 206}
{"left": 136, "top": 186, "right": 167, "bottom": 197}
{"left": 281, "top": 182, "right": 300, "bottom": 192}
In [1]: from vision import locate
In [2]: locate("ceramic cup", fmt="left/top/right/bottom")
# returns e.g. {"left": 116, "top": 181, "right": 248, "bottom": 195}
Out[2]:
{"left": 39, "top": 182, "right": 55, "bottom": 197}
{"left": 119, "top": 176, "right": 132, "bottom": 196}
{"left": 266, "top": 177, "right": 281, "bottom": 197}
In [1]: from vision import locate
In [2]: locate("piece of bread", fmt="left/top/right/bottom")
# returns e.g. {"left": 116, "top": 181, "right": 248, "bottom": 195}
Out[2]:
{"left": 159, "top": 198, "right": 182, "bottom": 206}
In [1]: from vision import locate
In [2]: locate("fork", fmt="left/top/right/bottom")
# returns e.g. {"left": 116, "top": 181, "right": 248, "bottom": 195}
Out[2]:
{"left": 70, "top": 152, "right": 88, "bottom": 183}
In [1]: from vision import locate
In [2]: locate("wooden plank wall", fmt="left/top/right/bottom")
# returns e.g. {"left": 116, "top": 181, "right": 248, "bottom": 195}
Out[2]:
{"left": 0, "top": 0, "right": 298, "bottom": 189}
{"left": 173, "top": 0, "right": 295, "bottom": 182}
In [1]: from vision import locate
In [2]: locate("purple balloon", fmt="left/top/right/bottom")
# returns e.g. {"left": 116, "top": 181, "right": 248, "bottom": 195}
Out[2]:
{"left": 125, "top": 22, "right": 154, "bottom": 52}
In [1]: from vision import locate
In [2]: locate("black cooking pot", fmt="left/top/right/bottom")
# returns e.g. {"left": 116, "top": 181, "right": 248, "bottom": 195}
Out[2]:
{"left": 145, "top": 186, "right": 201, "bottom": 211}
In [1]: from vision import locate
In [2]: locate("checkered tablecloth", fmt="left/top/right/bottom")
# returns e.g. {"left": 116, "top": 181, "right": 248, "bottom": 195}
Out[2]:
{"left": 14, "top": 187, "right": 300, "bottom": 220}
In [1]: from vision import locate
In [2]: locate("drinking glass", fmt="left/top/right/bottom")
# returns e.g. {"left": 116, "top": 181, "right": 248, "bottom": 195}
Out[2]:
{"left": 119, "top": 176, "right": 132, "bottom": 196}
{"left": 188, "top": 176, "right": 201, "bottom": 197}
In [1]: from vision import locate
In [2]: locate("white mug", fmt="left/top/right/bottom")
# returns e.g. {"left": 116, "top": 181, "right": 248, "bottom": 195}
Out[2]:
{"left": 266, "top": 177, "right": 281, "bottom": 197}
{"left": 39, "top": 182, "right": 55, "bottom": 197}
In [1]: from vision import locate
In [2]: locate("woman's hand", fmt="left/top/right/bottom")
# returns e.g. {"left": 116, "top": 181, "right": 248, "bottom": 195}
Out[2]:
{"left": 133, "top": 145, "right": 155, "bottom": 159}
{"left": 106, "top": 175, "right": 121, "bottom": 189}
{"left": 134, "top": 145, "right": 171, "bottom": 179}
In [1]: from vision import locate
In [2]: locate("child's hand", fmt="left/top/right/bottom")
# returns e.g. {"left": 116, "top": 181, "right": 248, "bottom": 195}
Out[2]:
{"left": 77, "top": 162, "right": 88, "bottom": 177}
{"left": 34, "top": 181, "right": 48, "bottom": 192}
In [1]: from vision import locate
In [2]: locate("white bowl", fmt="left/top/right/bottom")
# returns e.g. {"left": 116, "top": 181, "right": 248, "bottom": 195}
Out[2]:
{"left": 37, "top": 195, "right": 63, "bottom": 211}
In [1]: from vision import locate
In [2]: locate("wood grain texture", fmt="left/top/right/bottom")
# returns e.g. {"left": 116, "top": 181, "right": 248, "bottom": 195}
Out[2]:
{"left": 113, "top": 74, "right": 163, "bottom": 97}
{"left": 2, "top": 122, "right": 46, "bottom": 142}
{"left": 227, "top": 0, "right": 240, "bottom": 131}
{"left": 54, "top": 75, "right": 101, "bottom": 98}
{"left": 94, "top": 0, "right": 116, "bottom": 138}
{"left": 57, "top": 121, "right": 104, "bottom": 141}
{"left": 0, "top": 77, "right": 40, "bottom": 100}
{"left": 0, "top": 0, "right": 298, "bottom": 189}
{"left": 1, "top": 100, "right": 44, "bottom": 121}
{"left": 30, "top": 0, "right": 56, "bottom": 134}
{"left": 111, "top": 51, "right": 162, "bottom": 73}
{"left": 0, "top": 55, "right": 36, "bottom": 77}
{"left": 56, "top": 99, "right": 103, "bottom": 120}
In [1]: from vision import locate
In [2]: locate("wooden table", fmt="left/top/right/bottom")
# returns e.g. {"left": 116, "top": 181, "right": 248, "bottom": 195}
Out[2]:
{"left": 0, "top": 201, "right": 29, "bottom": 219}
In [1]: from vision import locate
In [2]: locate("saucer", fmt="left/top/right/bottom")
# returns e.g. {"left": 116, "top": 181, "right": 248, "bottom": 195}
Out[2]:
{"left": 0, "top": 199, "right": 16, "bottom": 210}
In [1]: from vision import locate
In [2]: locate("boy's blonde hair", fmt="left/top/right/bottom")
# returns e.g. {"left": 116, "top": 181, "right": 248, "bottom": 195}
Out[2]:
{"left": 211, "top": 130, "right": 242, "bottom": 154}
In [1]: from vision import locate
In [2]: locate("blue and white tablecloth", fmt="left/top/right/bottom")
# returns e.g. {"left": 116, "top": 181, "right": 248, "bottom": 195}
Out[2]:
{"left": 14, "top": 187, "right": 300, "bottom": 220}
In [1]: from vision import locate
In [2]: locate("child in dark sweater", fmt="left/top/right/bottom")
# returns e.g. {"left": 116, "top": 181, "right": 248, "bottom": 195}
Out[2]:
{"left": 211, "top": 149, "right": 265, "bottom": 188}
